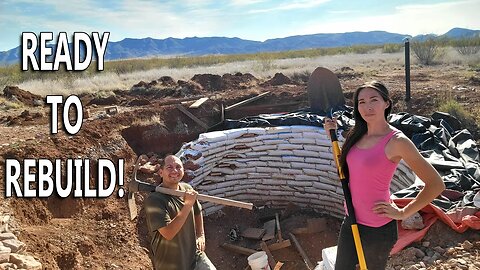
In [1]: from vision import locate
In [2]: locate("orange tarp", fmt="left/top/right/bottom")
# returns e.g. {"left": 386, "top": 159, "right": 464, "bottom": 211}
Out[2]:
{"left": 391, "top": 198, "right": 480, "bottom": 255}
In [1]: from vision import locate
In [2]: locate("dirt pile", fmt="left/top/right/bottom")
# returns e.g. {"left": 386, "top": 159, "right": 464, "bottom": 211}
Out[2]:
{"left": 2, "top": 86, "right": 43, "bottom": 107}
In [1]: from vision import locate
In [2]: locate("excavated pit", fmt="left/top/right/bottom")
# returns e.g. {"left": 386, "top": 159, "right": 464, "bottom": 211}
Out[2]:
{"left": 121, "top": 121, "right": 417, "bottom": 269}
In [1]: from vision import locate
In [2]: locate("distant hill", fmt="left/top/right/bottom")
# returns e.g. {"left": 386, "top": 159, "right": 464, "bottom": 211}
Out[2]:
{"left": 412, "top": 27, "right": 480, "bottom": 41}
{"left": 443, "top": 27, "right": 480, "bottom": 38}
{"left": 1, "top": 28, "right": 479, "bottom": 66}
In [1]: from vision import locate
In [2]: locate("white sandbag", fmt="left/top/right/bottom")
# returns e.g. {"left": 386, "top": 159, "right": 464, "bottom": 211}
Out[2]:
{"left": 199, "top": 130, "right": 228, "bottom": 142}
{"left": 289, "top": 138, "right": 316, "bottom": 145}
{"left": 267, "top": 161, "right": 291, "bottom": 168}
{"left": 293, "top": 150, "right": 319, "bottom": 157}
{"left": 265, "top": 126, "right": 292, "bottom": 134}
{"left": 291, "top": 162, "right": 316, "bottom": 170}
{"left": 259, "top": 156, "right": 283, "bottom": 161}
{"left": 277, "top": 143, "right": 304, "bottom": 150}
{"left": 303, "top": 145, "right": 330, "bottom": 152}
{"left": 280, "top": 168, "right": 303, "bottom": 175}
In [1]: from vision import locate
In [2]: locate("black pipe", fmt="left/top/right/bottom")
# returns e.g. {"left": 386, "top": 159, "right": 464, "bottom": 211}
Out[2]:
{"left": 405, "top": 38, "right": 411, "bottom": 102}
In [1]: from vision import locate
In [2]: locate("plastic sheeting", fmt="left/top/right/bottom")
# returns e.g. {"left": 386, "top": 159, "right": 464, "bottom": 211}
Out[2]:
{"left": 213, "top": 107, "right": 479, "bottom": 254}
{"left": 215, "top": 108, "right": 480, "bottom": 212}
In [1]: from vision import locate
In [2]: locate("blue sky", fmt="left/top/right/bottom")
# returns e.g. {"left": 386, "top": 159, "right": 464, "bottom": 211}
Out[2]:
{"left": 1, "top": 0, "right": 479, "bottom": 52}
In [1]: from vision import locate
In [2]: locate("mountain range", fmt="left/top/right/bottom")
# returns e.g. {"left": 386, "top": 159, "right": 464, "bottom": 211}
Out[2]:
{"left": 1, "top": 27, "right": 479, "bottom": 66}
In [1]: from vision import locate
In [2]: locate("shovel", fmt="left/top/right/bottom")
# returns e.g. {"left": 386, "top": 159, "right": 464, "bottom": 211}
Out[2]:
{"left": 307, "top": 67, "right": 367, "bottom": 269}
{"left": 127, "top": 156, "right": 254, "bottom": 220}
{"left": 327, "top": 108, "right": 367, "bottom": 270}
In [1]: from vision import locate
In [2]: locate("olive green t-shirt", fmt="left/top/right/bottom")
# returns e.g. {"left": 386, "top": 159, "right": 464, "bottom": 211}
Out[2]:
{"left": 145, "top": 182, "right": 202, "bottom": 270}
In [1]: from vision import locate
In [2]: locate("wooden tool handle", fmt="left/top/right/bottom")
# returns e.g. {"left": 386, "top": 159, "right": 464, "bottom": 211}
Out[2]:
{"left": 155, "top": 186, "right": 254, "bottom": 210}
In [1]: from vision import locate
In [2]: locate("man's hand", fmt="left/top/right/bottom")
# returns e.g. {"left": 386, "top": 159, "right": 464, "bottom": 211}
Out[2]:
{"left": 183, "top": 190, "right": 198, "bottom": 208}
{"left": 196, "top": 234, "right": 206, "bottom": 252}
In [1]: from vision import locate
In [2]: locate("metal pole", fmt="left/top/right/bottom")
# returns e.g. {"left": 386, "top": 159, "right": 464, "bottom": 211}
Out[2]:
{"left": 404, "top": 38, "right": 411, "bottom": 102}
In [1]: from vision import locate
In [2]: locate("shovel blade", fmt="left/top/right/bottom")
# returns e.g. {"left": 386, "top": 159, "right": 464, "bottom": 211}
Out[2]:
{"left": 307, "top": 67, "right": 345, "bottom": 112}
{"left": 128, "top": 191, "right": 138, "bottom": 220}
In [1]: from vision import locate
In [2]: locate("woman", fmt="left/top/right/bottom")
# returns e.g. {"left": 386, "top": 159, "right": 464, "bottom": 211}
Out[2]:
{"left": 324, "top": 81, "right": 445, "bottom": 270}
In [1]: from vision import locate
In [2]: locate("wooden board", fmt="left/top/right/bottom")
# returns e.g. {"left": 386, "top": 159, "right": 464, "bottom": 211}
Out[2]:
{"left": 241, "top": 228, "right": 266, "bottom": 240}
{"left": 262, "top": 219, "right": 276, "bottom": 241}
{"left": 189, "top": 97, "right": 209, "bottom": 108}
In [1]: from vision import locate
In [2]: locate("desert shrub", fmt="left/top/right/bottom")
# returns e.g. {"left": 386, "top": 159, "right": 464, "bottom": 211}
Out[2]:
{"left": 452, "top": 37, "right": 480, "bottom": 55}
{"left": 411, "top": 38, "right": 442, "bottom": 65}
{"left": 291, "top": 70, "right": 311, "bottom": 83}
{"left": 0, "top": 97, "right": 23, "bottom": 110}
{"left": 438, "top": 99, "right": 477, "bottom": 127}
{"left": 348, "top": 45, "right": 374, "bottom": 54}
{"left": 383, "top": 43, "right": 402, "bottom": 53}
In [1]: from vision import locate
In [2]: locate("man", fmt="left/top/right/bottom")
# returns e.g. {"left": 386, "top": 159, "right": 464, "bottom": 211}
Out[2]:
{"left": 144, "top": 155, "right": 216, "bottom": 270}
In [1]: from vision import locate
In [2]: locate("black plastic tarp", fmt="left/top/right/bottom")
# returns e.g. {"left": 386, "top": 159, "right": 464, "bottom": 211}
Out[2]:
{"left": 212, "top": 107, "right": 480, "bottom": 212}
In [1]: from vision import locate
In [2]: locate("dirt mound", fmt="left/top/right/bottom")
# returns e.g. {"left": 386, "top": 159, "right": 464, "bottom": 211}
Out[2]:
{"left": 127, "top": 98, "right": 151, "bottom": 106}
{"left": 191, "top": 73, "right": 260, "bottom": 92}
{"left": 222, "top": 72, "right": 259, "bottom": 89}
{"left": 335, "top": 66, "right": 363, "bottom": 79}
{"left": 468, "top": 75, "right": 480, "bottom": 85}
{"left": 191, "top": 74, "right": 225, "bottom": 91}
{"left": 176, "top": 80, "right": 203, "bottom": 96}
{"left": 86, "top": 95, "right": 120, "bottom": 106}
{"left": 2, "top": 86, "right": 43, "bottom": 106}
{"left": 158, "top": 76, "right": 177, "bottom": 87}
{"left": 0, "top": 110, "right": 45, "bottom": 126}
{"left": 261, "top": 72, "right": 293, "bottom": 86}
{"left": 130, "top": 78, "right": 203, "bottom": 98}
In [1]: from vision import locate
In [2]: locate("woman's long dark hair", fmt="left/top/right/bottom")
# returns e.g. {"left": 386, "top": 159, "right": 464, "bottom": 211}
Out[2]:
{"left": 339, "top": 81, "right": 392, "bottom": 179}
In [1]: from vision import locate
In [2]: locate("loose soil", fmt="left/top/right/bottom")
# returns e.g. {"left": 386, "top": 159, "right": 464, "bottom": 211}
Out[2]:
{"left": 0, "top": 64, "right": 479, "bottom": 270}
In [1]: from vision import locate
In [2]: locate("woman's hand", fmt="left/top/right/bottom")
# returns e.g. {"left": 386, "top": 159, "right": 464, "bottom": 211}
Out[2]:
{"left": 196, "top": 234, "right": 206, "bottom": 251}
{"left": 372, "top": 201, "right": 405, "bottom": 220}
{"left": 323, "top": 116, "right": 337, "bottom": 139}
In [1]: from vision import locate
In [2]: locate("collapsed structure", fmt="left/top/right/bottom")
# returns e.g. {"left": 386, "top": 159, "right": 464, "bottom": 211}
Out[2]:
{"left": 176, "top": 125, "right": 415, "bottom": 217}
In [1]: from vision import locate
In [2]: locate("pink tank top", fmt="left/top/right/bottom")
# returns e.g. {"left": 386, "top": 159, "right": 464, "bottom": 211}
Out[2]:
{"left": 346, "top": 129, "right": 400, "bottom": 227}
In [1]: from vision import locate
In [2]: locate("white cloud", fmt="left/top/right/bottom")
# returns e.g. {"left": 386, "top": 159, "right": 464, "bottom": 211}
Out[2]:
{"left": 230, "top": 0, "right": 266, "bottom": 6}
{"left": 249, "top": 0, "right": 330, "bottom": 14}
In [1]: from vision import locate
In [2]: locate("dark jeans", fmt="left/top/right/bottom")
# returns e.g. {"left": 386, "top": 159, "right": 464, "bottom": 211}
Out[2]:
{"left": 335, "top": 217, "right": 398, "bottom": 270}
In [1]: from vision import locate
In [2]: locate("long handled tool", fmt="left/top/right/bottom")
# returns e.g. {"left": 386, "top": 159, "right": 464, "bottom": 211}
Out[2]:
{"left": 127, "top": 157, "right": 254, "bottom": 220}
{"left": 327, "top": 109, "right": 367, "bottom": 270}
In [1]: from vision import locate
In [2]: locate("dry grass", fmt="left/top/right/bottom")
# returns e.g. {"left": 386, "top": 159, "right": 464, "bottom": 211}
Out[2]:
{"left": 0, "top": 46, "right": 478, "bottom": 98}
{"left": 0, "top": 97, "right": 23, "bottom": 110}
{"left": 9, "top": 50, "right": 406, "bottom": 97}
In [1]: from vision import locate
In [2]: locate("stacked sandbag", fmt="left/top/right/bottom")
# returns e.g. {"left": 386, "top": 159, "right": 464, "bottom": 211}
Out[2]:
{"left": 176, "top": 125, "right": 416, "bottom": 218}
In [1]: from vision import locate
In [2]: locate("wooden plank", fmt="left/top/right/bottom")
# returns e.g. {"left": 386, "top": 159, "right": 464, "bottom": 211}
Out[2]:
{"left": 174, "top": 104, "right": 209, "bottom": 130}
{"left": 275, "top": 213, "right": 283, "bottom": 241}
{"left": 262, "top": 219, "right": 276, "bottom": 241}
{"left": 220, "top": 243, "right": 257, "bottom": 256}
{"left": 189, "top": 97, "right": 209, "bottom": 108}
{"left": 228, "top": 101, "right": 302, "bottom": 112}
{"left": 274, "top": 262, "right": 284, "bottom": 270}
{"left": 225, "top": 91, "right": 270, "bottom": 111}
{"left": 268, "top": 239, "right": 291, "bottom": 251}
{"left": 241, "top": 228, "right": 266, "bottom": 240}
{"left": 289, "top": 233, "right": 314, "bottom": 270}
{"left": 260, "top": 241, "right": 277, "bottom": 270}
{"left": 158, "top": 96, "right": 204, "bottom": 106}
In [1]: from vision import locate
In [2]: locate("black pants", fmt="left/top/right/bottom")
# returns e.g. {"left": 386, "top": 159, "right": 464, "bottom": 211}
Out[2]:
{"left": 335, "top": 217, "right": 398, "bottom": 270}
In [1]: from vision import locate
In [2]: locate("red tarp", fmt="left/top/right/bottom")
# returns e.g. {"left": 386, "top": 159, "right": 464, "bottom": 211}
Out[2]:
{"left": 391, "top": 198, "right": 480, "bottom": 255}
